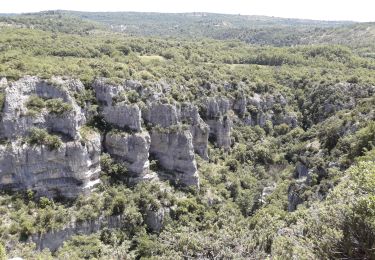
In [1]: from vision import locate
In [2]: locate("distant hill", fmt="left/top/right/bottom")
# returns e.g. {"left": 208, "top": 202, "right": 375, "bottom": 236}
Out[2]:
{"left": 0, "top": 11, "right": 374, "bottom": 56}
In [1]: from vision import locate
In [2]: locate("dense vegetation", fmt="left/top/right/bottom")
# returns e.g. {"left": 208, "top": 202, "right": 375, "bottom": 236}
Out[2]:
{"left": 0, "top": 11, "right": 374, "bottom": 259}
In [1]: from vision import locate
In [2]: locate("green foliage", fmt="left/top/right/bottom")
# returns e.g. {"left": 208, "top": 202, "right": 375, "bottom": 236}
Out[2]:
{"left": 26, "top": 96, "right": 72, "bottom": 115}
{"left": 100, "top": 153, "right": 128, "bottom": 178}
{"left": 45, "top": 98, "right": 73, "bottom": 114}
{"left": 27, "top": 128, "right": 62, "bottom": 150}
{"left": 26, "top": 95, "right": 45, "bottom": 115}
{"left": 0, "top": 11, "right": 375, "bottom": 260}
{"left": 0, "top": 243, "right": 5, "bottom": 260}
{"left": 57, "top": 235, "right": 104, "bottom": 259}
{"left": 0, "top": 93, "right": 5, "bottom": 113}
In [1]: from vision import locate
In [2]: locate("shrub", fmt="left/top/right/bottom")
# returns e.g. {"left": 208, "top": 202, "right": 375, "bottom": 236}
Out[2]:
{"left": 0, "top": 93, "right": 5, "bottom": 112}
{"left": 0, "top": 243, "right": 6, "bottom": 260}
{"left": 57, "top": 235, "right": 104, "bottom": 259}
{"left": 45, "top": 98, "right": 73, "bottom": 115}
{"left": 27, "top": 128, "right": 62, "bottom": 150}
{"left": 274, "top": 123, "right": 290, "bottom": 136}
{"left": 127, "top": 90, "right": 140, "bottom": 104}
{"left": 26, "top": 95, "right": 45, "bottom": 114}
{"left": 100, "top": 153, "right": 128, "bottom": 177}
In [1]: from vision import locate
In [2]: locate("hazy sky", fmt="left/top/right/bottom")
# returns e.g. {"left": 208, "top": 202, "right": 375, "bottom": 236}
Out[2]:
{"left": 0, "top": 0, "right": 374, "bottom": 22}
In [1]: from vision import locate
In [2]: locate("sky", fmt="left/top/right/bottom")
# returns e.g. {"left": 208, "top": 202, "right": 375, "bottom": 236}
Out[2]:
{"left": 0, "top": 0, "right": 374, "bottom": 22}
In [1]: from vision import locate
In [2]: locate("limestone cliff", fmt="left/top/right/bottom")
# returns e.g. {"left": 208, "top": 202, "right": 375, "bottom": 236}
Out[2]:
{"left": 0, "top": 77, "right": 101, "bottom": 198}
{"left": 150, "top": 128, "right": 199, "bottom": 187}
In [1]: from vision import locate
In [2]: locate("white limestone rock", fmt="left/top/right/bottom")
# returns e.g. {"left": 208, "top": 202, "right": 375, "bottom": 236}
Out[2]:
{"left": 150, "top": 128, "right": 199, "bottom": 187}
{"left": 103, "top": 103, "right": 142, "bottom": 131}
{"left": 0, "top": 131, "right": 101, "bottom": 198}
{"left": 0, "top": 76, "right": 85, "bottom": 140}
{"left": 105, "top": 131, "right": 151, "bottom": 175}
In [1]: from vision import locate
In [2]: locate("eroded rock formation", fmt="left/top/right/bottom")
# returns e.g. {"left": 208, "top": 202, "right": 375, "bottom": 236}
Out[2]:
{"left": 0, "top": 76, "right": 307, "bottom": 198}
{"left": 0, "top": 76, "right": 101, "bottom": 198}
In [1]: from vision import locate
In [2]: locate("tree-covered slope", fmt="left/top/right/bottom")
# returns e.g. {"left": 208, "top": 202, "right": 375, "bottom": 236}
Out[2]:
{"left": 0, "top": 12, "right": 374, "bottom": 260}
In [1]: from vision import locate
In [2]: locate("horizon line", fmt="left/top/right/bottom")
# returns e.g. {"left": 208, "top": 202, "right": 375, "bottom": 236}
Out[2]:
{"left": 0, "top": 9, "right": 367, "bottom": 23}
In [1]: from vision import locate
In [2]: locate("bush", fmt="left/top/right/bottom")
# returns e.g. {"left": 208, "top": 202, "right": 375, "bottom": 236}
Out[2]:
{"left": 274, "top": 123, "right": 290, "bottom": 136}
{"left": 0, "top": 93, "right": 5, "bottom": 112}
{"left": 0, "top": 243, "right": 6, "bottom": 260}
{"left": 127, "top": 90, "right": 140, "bottom": 104}
{"left": 27, "top": 128, "right": 62, "bottom": 150}
{"left": 57, "top": 235, "right": 104, "bottom": 259}
{"left": 45, "top": 98, "right": 73, "bottom": 115}
{"left": 26, "top": 95, "right": 45, "bottom": 114}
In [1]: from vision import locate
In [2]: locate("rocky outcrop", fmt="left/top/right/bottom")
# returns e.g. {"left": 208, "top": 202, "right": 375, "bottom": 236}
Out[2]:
{"left": 150, "top": 128, "right": 199, "bottom": 187}
{"left": 105, "top": 131, "right": 150, "bottom": 175}
{"left": 32, "top": 215, "right": 123, "bottom": 252}
{"left": 179, "top": 103, "right": 209, "bottom": 159}
{"left": 304, "top": 83, "right": 375, "bottom": 124}
{"left": 240, "top": 92, "right": 299, "bottom": 128}
{"left": 201, "top": 97, "right": 232, "bottom": 150}
{"left": 103, "top": 103, "right": 142, "bottom": 131}
{"left": 93, "top": 81, "right": 202, "bottom": 186}
{"left": 260, "top": 184, "right": 276, "bottom": 204}
{"left": 0, "top": 76, "right": 85, "bottom": 140}
{"left": 145, "top": 207, "right": 168, "bottom": 232}
{"left": 0, "top": 77, "right": 101, "bottom": 198}
{"left": 92, "top": 79, "right": 124, "bottom": 106}
{"left": 143, "top": 102, "right": 209, "bottom": 159}
{"left": 143, "top": 103, "right": 179, "bottom": 128}
{"left": 295, "top": 162, "right": 309, "bottom": 179}
{"left": 287, "top": 183, "right": 304, "bottom": 212}
{"left": 0, "top": 134, "right": 101, "bottom": 198}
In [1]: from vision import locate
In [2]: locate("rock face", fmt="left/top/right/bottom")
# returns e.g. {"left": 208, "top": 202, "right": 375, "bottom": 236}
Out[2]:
{"left": 1, "top": 77, "right": 86, "bottom": 139}
{"left": 143, "top": 103, "right": 179, "bottom": 128}
{"left": 0, "top": 136, "right": 101, "bottom": 198}
{"left": 143, "top": 102, "right": 209, "bottom": 160}
{"left": 295, "top": 162, "right": 309, "bottom": 179}
{"left": 105, "top": 131, "right": 151, "bottom": 175}
{"left": 32, "top": 215, "right": 123, "bottom": 252}
{"left": 201, "top": 97, "right": 232, "bottom": 150}
{"left": 287, "top": 183, "right": 304, "bottom": 212}
{"left": 94, "top": 80, "right": 202, "bottom": 187}
{"left": 103, "top": 103, "right": 142, "bottom": 131}
{"left": 0, "top": 76, "right": 101, "bottom": 198}
{"left": 239, "top": 92, "right": 298, "bottom": 128}
{"left": 145, "top": 207, "right": 168, "bottom": 232}
{"left": 150, "top": 129, "right": 199, "bottom": 187}
{"left": 93, "top": 79, "right": 124, "bottom": 106}
{"left": 179, "top": 103, "right": 209, "bottom": 160}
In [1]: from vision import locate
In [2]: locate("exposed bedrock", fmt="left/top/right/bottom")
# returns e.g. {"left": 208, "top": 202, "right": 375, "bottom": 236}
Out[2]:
{"left": 0, "top": 76, "right": 100, "bottom": 198}
{"left": 32, "top": 215, "right": 123, "bottom": 252}
{"left": 105, "top": 131, "right": 151, "bottom": 175}
{"left": 150, "top": 128, "right": 199, "bottom": 187}
{"left": 0, "top": 132, "right": 101, "bottom": 198}
{"left": 201, "top": 96, "right": 233, "bottom": 150}
{"left": 0, "top": 76, "right": 86, "bottom": 140}
{"left": 102, "top": 103, "right": 142, "bottom": 131}
{"left": 143, "top": 102, "right": 209, "bottom": 159}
